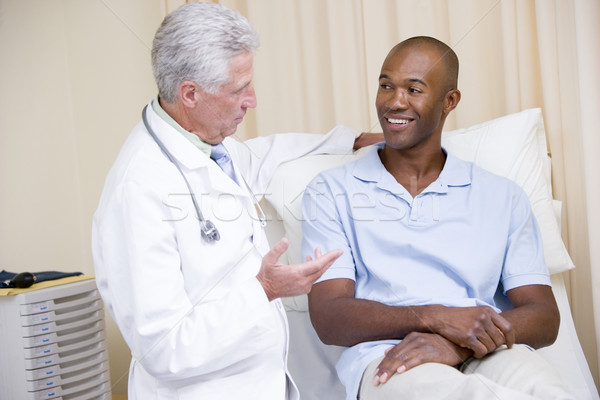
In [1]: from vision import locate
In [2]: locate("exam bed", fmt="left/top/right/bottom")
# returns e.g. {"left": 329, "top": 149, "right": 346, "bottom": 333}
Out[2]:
{"left": 262, "top": 109, "right": 599, "bottom": 399}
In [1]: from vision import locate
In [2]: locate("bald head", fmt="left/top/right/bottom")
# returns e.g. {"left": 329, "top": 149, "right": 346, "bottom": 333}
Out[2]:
{"left": 375, "top": 35, "right": 461, "bottom": 152}
{"left": 387, "top": 36, "right": 459, "bottom": 93}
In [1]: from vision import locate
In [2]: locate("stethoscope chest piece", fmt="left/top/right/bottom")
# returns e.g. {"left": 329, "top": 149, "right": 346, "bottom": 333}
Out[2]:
{"left": 200, "top": 220, "right": 220, "bottom": 242}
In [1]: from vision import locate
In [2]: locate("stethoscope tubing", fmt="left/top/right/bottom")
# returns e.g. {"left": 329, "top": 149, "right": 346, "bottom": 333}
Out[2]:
{"left": 142, "top": 105, "right": 220, "bottom": 242}
{"left": 141, "top": 105, "right": 267, "bottom": 243}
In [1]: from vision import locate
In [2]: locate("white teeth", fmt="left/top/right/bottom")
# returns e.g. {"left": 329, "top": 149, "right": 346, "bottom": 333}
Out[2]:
{"left": 387, "top": 118, "right": 409, "bottom": 124}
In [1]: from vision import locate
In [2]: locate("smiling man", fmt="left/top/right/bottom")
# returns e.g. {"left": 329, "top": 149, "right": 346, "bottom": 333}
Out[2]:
{"left": 302, "top": 36, "right": 574, "bottom": 400}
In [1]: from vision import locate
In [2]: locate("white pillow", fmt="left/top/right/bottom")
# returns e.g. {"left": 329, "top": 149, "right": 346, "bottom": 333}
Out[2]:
{"left": 441, "top": 108, "right": 574, "bottom": 274}
{"left": 264, "top": 108, "right": 574, "bottom": 281}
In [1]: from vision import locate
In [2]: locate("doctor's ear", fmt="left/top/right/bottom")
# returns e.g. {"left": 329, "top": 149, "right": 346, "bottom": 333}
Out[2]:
{"left": 179, "top": 81, "right": 201, "bottom": 108}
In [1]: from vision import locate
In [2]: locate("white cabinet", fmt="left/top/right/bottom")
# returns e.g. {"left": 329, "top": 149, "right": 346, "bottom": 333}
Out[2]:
{"left": 0, "top": 279, "right": 111, "bottom": 400}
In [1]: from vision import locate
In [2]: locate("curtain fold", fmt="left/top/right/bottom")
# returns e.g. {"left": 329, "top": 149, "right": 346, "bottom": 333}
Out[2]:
{"left": 573, "top": 0, "right": 600, "bottom": 375}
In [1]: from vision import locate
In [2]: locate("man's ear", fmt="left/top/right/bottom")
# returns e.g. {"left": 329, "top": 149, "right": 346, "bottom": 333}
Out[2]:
{"left": 179, "top": 80, "right": 200, "bottom": 108}
{"left": 443, "top": 89, "right": 461, "bottom": 114}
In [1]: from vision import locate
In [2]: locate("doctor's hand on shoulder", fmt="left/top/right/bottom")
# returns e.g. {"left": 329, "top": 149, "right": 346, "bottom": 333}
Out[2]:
{"left": 257, "top": 238, "right": 342, "bottom": 302}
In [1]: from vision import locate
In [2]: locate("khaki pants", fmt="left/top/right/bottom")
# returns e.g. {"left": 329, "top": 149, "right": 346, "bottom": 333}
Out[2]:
{"left": 358, "top": 345, "right": 574, "bottom": 400}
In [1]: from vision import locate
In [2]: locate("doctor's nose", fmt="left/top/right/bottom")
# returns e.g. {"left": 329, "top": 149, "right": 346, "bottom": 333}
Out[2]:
{"left": 242, "top": 85, "right": 257, "bottom": 109}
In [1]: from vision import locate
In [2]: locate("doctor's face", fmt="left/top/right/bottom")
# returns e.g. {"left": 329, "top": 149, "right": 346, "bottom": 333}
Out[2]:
{"left": 192, "top": 51, "right": 257, "bottom": 144}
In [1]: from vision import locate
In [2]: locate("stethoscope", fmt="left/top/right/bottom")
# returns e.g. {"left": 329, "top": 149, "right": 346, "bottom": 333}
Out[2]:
{"left": 142, "top": 105, "right": 266, "bottom": 243}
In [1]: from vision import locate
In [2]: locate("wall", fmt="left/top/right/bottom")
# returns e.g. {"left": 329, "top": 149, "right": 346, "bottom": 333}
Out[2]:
{"left": 0, "top": 0, "right": 163, "bottom": 394}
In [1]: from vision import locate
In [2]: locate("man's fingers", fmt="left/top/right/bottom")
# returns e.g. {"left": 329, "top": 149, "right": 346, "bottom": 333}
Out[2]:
{"left": 458, "top": 308, "right": 514, "bottom": 357}
{"left": 491, "top": 313, "right": 515, "bottom": 348}
{"left": 465, "top": 339, "right": 488, "bottom": 359}
{"left": 477, "top": 312, "right": 514, "bottom": 352}
{"left": 373, "top": 342, "right": 414, "bottom": 386}
{"left": 485, "top": 324, "right": 509, "bottom": 351}
{"left": 427, "top": 306, "right": 514, "bottom": 358}
{"left": 465, "top": 325, "right": 504, "bottom": 357}
{"left": 373, "top": 349, "right": 412, "bottom": 386}
{"left": 373, "top": 333, "right": 470, "bottom": 386}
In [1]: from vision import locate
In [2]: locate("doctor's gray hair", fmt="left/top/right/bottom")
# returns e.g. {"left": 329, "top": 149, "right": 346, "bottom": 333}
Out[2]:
{"left": 151, "top": 2, "right": 259, "bottom": 103}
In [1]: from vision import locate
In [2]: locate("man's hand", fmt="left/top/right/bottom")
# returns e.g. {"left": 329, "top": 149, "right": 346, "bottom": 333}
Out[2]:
{"left": 372, "top": 332, "right": 471, "bottom": 386}
{"left": 426, "top": 305, "right": 514, "bottom": 358}
{"left": 257, "top": 238, "right": 342, "bottom": 301}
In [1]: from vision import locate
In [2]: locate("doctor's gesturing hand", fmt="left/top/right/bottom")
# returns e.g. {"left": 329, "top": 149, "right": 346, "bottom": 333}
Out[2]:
{"left": 257, "top": 238, "right": 342, "bottom": 302}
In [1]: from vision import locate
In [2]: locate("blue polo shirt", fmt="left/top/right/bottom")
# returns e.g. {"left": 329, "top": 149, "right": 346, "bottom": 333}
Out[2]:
{"left": 301, "top": 143, "right": 550, "bottom": 400}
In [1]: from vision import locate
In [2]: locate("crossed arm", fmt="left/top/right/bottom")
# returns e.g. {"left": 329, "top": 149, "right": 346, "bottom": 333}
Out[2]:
{"left": 308, "top": 278, "right": 560, "bottom": 385}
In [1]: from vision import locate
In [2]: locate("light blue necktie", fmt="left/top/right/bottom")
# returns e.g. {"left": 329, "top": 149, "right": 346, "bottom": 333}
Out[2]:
{"left": 211, "top": 143, "right": 239, "bottom": 185}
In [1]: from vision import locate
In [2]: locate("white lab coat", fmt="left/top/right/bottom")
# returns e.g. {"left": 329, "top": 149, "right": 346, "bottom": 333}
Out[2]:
{"left": 92, "top": 102, "right": 358, "bottom": 400}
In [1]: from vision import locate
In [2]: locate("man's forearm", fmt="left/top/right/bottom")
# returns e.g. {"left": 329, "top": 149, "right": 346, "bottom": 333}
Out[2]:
{"left": 310, "top": 289, "right": 514, "bottom": 358}
{"left": 500, "top": 304, "right": 559, "bottom": 349}
{"left": 502, "top": 285, "right": 560, "bottom": 349}
{"left": 308, "top": 280, "right": 540, "bottom": 357}
{"left": 308, "top": 296, "right": 438, "bottom": 346}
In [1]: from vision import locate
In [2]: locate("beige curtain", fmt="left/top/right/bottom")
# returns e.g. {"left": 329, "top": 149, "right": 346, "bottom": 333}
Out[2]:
{"left": 206, "top": 0, "right": 600, "bottom": 389}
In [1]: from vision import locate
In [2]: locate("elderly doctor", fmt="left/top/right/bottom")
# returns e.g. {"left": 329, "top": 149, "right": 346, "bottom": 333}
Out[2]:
{"left": 92, "top": 2, "right": 377, "bottom": 400}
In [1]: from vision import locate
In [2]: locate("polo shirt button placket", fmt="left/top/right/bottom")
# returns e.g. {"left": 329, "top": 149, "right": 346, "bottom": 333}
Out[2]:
{"left": 409, "top": 198, "right": 419, "bottom": 222}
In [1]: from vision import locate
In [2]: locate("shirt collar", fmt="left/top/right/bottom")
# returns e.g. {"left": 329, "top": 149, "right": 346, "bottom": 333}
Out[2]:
{"left": 353, "top": 143, "right": 471, "bottom": 195}
{"left": 151, "top": 96, "right": 212, "bottom": 158}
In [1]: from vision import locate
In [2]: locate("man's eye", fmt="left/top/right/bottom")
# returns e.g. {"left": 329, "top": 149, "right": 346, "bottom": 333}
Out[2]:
{"left": 380, "top": 84, "right": 392, "bottom": 90}
{"left": 409, "top": 87, "right": 422, "bottom": 94}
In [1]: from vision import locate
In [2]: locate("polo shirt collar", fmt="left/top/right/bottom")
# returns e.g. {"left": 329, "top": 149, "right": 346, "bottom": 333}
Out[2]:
{"left": 353, "top": 143, "right": 471, "bottom": 195}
